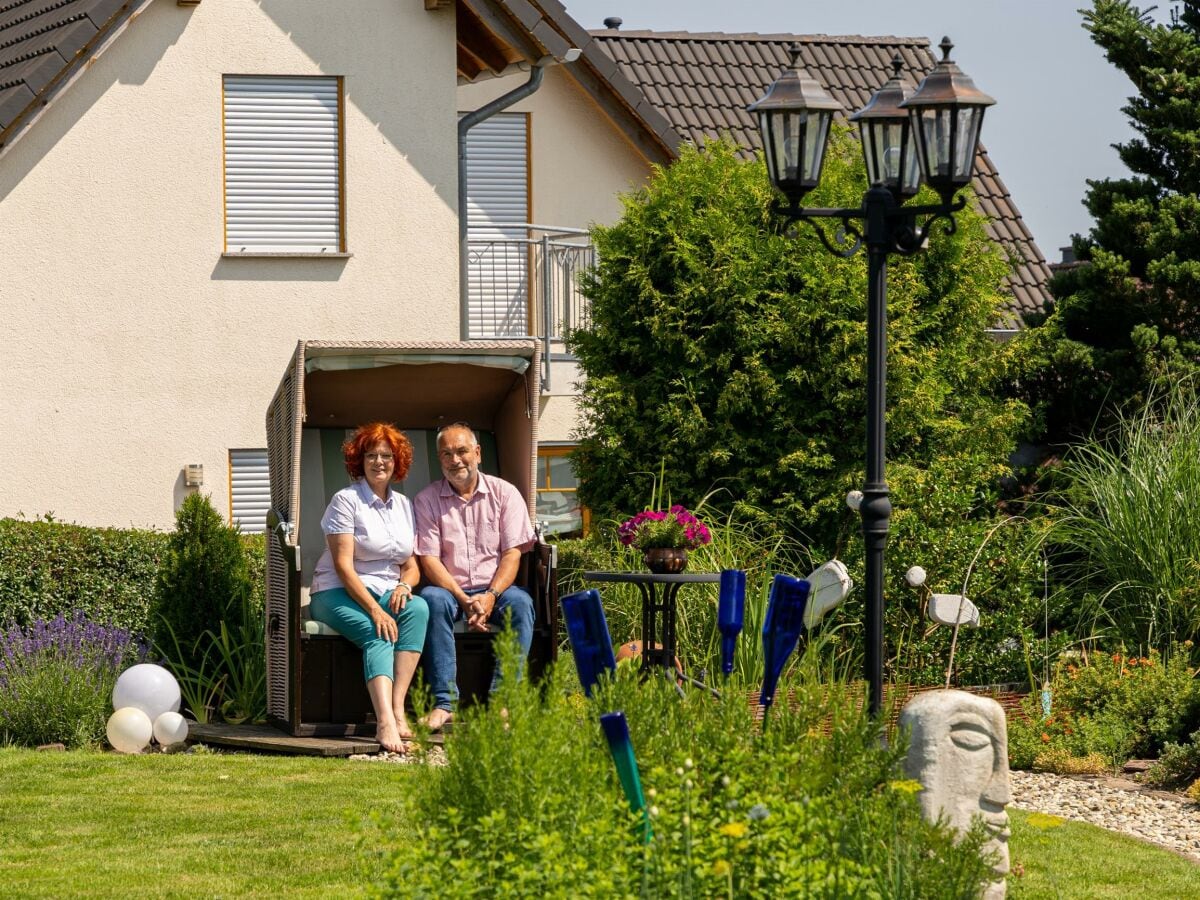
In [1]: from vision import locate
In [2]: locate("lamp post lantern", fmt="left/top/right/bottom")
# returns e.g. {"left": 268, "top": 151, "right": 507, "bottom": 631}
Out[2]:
{"left": 750, "top": 39, "right": 994, "bottom": 717}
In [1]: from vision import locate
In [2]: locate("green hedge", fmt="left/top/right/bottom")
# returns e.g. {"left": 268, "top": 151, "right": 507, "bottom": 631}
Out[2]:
{"left": 0, "top": 517, "right": 266, "bottom": 642}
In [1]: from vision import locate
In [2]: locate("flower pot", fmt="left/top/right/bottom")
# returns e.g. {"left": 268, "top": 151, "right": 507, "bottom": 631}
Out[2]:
{"left": 644, "top": 547, "right": 688, "bottom": 574}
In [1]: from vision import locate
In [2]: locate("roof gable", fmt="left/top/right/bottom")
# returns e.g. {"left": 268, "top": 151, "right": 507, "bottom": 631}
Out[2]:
{"left": 0, "top": 0, "right": 142, "bottom": 149}
{"left": 591, "top": 30, "right": 1052, "bottom": 321}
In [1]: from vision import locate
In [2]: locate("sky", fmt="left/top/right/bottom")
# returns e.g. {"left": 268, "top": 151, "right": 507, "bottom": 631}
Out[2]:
{"left": 561, "top": 0, "right": 1151, "bottom": 262}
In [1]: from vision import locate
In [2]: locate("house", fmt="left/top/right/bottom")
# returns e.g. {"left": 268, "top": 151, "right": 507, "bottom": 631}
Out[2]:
{"left": 459, "top": 21, "right": 1052, "bottom": 337}
{"left": 0, "top": 0, "right": 1050, "bottom": 535}
{"left": 0, "top": 0, "right": 586, "bottom": 531}
{"left": 455, "top": 14, "right": 1054, "bottom": 532}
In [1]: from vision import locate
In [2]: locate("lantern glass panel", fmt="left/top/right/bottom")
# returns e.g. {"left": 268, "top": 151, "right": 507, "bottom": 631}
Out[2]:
{"left": 953, "top": 106, "right": 983, "bottom": 180}
{"left": 863, "top": 120, "right": 920, "bottom": 194}
{"left": 760, "top": 108, "right": 832, "bottom": 200}
{"left": 803, "top": 110, "right": 831, "bottom": 184}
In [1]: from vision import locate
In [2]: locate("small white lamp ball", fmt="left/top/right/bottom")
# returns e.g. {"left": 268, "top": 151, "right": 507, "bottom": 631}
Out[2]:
{"left": 904, "top": 565, "right": 928, "bottom": 588}
{"left": 153, "top": 711, "right": 189, "bottom": 746}
{"left": 845, "top": 490, "right": 863, "bottom": 511}
{"left": 107, "top": 707, "right": 153, "bottom": 754}
{"left": 112, "top": 663, "right": 180, "bottom": 722}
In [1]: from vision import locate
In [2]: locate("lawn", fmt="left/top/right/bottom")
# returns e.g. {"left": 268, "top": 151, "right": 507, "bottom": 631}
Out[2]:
{"left": 0, "top": 748, "right": 420, "bottom": 898}
{"left": 3, "top": 748, "right": 1199, "bottom": 898}
{"left": 1008, "top": 808, "right": 1200, "bottom": 898}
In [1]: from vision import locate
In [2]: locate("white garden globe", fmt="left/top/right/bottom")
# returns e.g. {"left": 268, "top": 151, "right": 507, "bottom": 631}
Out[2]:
{"left": 112, "top": 663, "right": 181, "bottom": 722}
{"left": 904, "top": 565, "right": 928, "bottom": 588}
{"left": 107, "top": 707, "right": 153, "bottom": 754}
{"left": 153, "top": 711, "right": 189, "bottom": 746}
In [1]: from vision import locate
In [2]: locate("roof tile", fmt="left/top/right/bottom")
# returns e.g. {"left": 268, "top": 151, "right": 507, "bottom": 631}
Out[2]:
{"left": 0, "top": 0, "right": 128, "bottom": 144}
{"left": 590, "top": 30, "right": 1051, "bottom": 320}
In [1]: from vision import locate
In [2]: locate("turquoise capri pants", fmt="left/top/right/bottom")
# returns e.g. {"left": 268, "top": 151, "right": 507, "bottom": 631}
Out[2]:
{"left": 308, "top": 587, "right": 429, "bottom": 683}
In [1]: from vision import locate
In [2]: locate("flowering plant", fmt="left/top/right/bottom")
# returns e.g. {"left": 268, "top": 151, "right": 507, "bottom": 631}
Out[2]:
{"left": 618, "top": 505, "right": 712, "bottom": 551}
{"left": 0, "top": 612, "right": 149, "bottom": 748}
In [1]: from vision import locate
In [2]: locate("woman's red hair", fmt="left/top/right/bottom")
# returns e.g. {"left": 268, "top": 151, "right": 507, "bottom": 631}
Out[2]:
{"left": 342, "top": 422, "right": 413, "bottom": 481}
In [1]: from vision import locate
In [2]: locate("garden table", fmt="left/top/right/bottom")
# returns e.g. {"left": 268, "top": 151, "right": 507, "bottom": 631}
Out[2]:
{"left": 582, "top": 571, "right": 721, "bottom": 688}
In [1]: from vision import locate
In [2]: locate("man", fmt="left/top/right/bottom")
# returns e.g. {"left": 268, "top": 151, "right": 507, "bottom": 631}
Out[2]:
{"left": 413, "top": 422, "right": 536, "bottom": 731}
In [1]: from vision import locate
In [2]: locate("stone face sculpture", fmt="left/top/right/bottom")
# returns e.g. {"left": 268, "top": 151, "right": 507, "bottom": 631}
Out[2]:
{"left": 901, "top": 689, "right": 1011, "bottom": 899}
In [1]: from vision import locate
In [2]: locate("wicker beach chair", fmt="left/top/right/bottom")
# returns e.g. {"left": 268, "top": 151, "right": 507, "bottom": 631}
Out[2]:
{"left": 264, "top": 340, "right": 558, "bottom": 736}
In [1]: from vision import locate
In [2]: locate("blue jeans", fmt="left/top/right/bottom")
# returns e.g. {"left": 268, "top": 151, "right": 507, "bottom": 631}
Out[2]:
{"left": 421, "top": 585, "right": 535, "bottom": 711}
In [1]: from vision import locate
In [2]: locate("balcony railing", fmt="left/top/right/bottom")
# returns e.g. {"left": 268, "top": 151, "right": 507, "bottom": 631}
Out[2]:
{"left": 466, "top": 225, "right": 595, "bottom": 386}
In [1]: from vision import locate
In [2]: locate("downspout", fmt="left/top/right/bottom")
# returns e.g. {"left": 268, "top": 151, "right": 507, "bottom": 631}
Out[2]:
{"left": 458, "top": 52, "right": 579, "bottom": 340}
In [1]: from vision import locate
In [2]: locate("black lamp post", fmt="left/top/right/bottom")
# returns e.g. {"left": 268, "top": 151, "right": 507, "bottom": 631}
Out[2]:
{"left": 749, "top": 39, "right": 994, "bottom": 717}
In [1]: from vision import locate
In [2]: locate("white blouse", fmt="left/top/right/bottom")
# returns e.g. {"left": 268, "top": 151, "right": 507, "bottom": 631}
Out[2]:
{"left": 310, "top": 479, "right": 415, "bottom": 597}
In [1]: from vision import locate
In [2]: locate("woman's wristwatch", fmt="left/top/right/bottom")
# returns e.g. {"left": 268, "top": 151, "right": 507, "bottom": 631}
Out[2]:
{"left": 397, "top": 581, "right": 413, "bottom": 595}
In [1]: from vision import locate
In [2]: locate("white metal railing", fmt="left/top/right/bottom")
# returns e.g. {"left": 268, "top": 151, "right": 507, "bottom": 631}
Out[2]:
{"left": 466, "top": 224, "right": 595, "bottom": 389}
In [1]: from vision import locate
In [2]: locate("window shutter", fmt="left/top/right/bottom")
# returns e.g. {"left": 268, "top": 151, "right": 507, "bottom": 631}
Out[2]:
{"left": 229, "top": 448, "right": 270, "bottom": 534}
{"left": 465, "top": 113, "right": 529, "bottom": 337}
{"left": 223, "top": 76, "right": 343, "bottom": 254}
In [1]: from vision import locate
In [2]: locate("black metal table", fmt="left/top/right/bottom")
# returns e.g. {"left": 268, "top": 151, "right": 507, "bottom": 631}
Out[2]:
{"left": 583, "top": 572, "right": 721, "bottom": 679}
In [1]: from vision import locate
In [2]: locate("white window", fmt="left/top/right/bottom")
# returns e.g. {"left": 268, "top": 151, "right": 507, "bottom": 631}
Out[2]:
{"left": 465, "top": 112, "right": 529, "bottom": 337}
{"left": 222, "top": 75, "right": 344, "bottom": 254}
{"left": 229, "top": 449, "right": 270, "bottom": 534}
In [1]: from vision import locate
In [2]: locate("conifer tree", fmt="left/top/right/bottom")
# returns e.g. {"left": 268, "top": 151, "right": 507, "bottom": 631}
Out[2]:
{"left": 1019, "top": 0, "right": 1200, "bottom": 442}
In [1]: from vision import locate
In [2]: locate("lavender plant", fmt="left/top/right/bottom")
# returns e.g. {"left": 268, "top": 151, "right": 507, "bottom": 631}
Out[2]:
{"left": 0, "top": 613, "right": 148, "bottom": 748}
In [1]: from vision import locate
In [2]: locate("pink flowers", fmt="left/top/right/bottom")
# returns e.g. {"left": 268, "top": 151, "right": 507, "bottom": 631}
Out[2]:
{"left": 619, "top": 504, "right": 712, "bottom": 550}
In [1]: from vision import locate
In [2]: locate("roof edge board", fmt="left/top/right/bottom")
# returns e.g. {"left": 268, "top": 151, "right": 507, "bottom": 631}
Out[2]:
{"left": 462, "top": 0, "right": 550, "bottom": 68}
{"left": 0, "top": 0, "right": 154, "bottom": 161}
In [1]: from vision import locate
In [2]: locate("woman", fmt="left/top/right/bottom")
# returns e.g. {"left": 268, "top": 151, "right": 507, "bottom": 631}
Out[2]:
{"left": 308, "top": 422, "right": 429, "bottom": 752}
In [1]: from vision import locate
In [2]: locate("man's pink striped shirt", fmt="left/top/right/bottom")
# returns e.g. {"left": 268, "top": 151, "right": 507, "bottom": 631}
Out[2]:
{"left": 413, "top": 472, "right": 535, "bottom": 590}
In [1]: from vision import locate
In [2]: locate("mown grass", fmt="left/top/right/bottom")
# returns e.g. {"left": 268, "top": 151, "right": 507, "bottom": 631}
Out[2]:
{"left": 1008, "top": 807, "right": 1200, "bottom": 898}
{"left": 0, "top": 748, "right": 419, "bottom": 898}
{"left": 3, "top": 749, "right": 1199, "bottom": 898}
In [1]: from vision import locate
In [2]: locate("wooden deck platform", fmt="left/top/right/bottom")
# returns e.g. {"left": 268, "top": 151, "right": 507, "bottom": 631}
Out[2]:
{"left": 188, "top": 723, "right": 444, "bottom": 757}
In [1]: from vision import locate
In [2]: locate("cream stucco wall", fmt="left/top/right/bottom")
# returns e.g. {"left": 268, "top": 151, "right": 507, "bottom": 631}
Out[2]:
{"left": 458, "top": 66, "right": 657, "bottom": 443}
{"left": 1, "top": 0, "right": 460, "bottom": 528}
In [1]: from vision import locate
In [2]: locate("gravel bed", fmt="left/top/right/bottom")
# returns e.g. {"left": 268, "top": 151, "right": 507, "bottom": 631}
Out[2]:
{"left": 348, "top": 744, "right": 448, "bottom": 766}
{"left": 1010, "top": 770, "right": 1200, "bottom": 861}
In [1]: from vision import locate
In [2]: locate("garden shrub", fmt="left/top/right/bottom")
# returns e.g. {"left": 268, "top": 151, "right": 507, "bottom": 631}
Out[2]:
{"left": 1009, "top": 646, "right": 1200, "bottom": 770}
{"left": 1031, "top": 749, "right": 1109, "bottom": 776}
{"left": 0, "top": 613, "right": 148, "bottom": 748}
{"left": 155, "top": 494, "right": 255, "bottom": 672}
{"left": 1144, "top": 729, "right": 1200, "bottom": 788}
{"left": 1051, "top": 647, "right": 1200, "bottom": 757}
{"left": 0, "top": 516, "right": 166, "bottom": 636}
{"left": 369, "top": 634, "right": 995, "bottom": 898}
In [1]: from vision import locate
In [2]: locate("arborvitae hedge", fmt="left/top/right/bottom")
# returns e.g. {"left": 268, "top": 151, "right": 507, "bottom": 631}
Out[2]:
{"left": 0, "top": 514, "right": 265, "bottom": 644}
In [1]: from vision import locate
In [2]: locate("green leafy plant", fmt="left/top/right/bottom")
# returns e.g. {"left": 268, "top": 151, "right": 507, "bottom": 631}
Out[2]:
{"left": 1144, "top": 729, "right": 1200, "bottom": 787}
{"left": 1047, "top": 386, "right": 1200, "bottom": 653}
{"left": 371, "top": 632, "right": 995, "bottom": 898}
{"left": 1009, "top": 644, "right": 1200, "bottom": 770}
{"left": 0, "top": 517, "right": 166, "bottom": 636}
{"left": 0, "top": 614, "right": 148, "bottom": 748}
{"left": 618, "top": 506, "right": 713, "bottom": 551}
{"left": 156, "top": 584, "right": 267, "bottom": 725}
{"left": 569, "top": 133, "right": 1025, "bottom": 558}
{"left": 156, "top": 493, "right": 255, "bottom": 674}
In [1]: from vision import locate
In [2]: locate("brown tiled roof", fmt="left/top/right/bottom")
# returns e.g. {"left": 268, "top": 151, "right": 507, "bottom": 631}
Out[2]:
{"left": 591, "top": 30, "right": 1052, "bottom": 322}
{"left": 0, "top": 0, "right": 141, "bottom": 149}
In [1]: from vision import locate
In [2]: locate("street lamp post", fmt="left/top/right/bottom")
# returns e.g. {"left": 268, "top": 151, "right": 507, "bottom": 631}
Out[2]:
{"left": 749, "top": 39, "right": 994, "bottom": 717}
